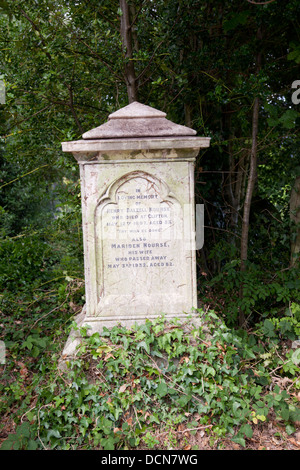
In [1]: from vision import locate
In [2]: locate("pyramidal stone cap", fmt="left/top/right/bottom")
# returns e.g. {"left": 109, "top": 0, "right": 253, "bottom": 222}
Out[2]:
{"left": 82, "top": 101, "right": 197, "bottom": 139}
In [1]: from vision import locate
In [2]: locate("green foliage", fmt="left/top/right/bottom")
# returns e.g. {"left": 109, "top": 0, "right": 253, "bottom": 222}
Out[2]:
{"left": 202, "top": 254, "right": 300, "bottom": 327}
{"left": 288, "top": 43, "right": 300, "bottom": 64}
{"left": 0, "top": 231, "right": 54, "bottom": 290}
{"left": 2, "top": 311, "right": 299, "bottom": 450}
{"left": 0, "top": 423, "right": 38, "bottom": 450}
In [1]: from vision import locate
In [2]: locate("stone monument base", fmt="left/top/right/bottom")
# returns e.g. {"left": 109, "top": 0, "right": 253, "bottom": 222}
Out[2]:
{"left": 61, "top": 305, "right": 202, "bottom": 359}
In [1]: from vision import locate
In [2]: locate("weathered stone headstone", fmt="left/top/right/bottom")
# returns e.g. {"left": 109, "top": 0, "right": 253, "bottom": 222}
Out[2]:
{"left": 61, "top": 102, "right": 210, "bottom": 355}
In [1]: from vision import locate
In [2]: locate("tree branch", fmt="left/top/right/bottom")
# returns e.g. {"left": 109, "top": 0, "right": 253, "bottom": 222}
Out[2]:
{"left": 239, "top": 26, "right": 263, "bottom": 327}
{"left": 67, "top": 85, "right": 84, "bottom": 134}
{"left": 129, "top": 0, "right": 146, "bottom": 28}
{"left": 119, "top": 0, "right": 138, "bottom": 102}
{"left": 17, "top": 7, "right": 52, "bottom": 62}
{"left": 76, "top": 36, "right": 124, "bottom": 82}
{"left": 6, "top": 105, "right": 52, "bottom": 133}
{"left": 136, "top": 39, "right": 164, "bottom": 83}
{"left": 240, "top": 96, "right": 259, "bottom": 269}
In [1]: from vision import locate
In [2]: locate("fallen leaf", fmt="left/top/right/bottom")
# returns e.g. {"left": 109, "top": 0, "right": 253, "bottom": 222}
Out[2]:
{"left": 96, "top": 344, "right": 113, "bottom": 354}
{"left": 19, "top": 364, "right": 28, "bottom": 378}
{"left": 289, "top": 438, "right": 300, "bottom": 448}
{"left": 179, "top": 356, "right": 189, "bottom": 364}
{"left": 104, "top": 352, "right": 115, "bottom": 361}
{"left": 119, "top": 384, "right": 128, "bottom": 393}
{"left": 69, "top": 301, "right": 77, "bottom": 312}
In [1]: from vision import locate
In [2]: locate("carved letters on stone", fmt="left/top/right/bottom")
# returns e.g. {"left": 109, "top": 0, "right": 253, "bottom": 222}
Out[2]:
{"left": 94, "top": 171, "right": 185, "bottom": 318}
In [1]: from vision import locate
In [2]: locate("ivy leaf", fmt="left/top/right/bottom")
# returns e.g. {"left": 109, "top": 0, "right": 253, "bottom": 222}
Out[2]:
{"left": 149, "top": 414, "right": 160, "bottom": 424}
{"left": 279, "top": 403, "right": 289, "bottom": 421}
{"left": 178, "top": 393, "right": 192, "bottom": 407}
{"left": 231, "top": 436, "right": 246, "bottom": 447}
{"left": 289, "top": 406, "right": 300, "bottom": 423}
{"left": 47, "top": 429, "right": 61, "bottom": 441}
{"left": 285, "top": 424, "right": 295, "bottom": 435}
{"left": 206, "top": 366, "right": 216, "bottom": 376}
{"left": 137, "top": 340, "right": 150, "bottom": 354}
{"left": 122, "top": 335, "right": 129, "bottom": 350}
{"left": 96, "top": 344, "right": 113, "bottom": 354}
{"left": 233, "top": 401, "right": 242, "bottom": 416}
{"left": 241, "top": 423, "right": 253, "bottom": 439}
{"left": 291, "top": 348, "right": 300, "bottom": 365}
{"left": 156, "top": 381, "right": 168, "bottom": 397}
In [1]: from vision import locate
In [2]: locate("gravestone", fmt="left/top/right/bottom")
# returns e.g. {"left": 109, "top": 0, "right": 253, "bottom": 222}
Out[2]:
{"left": 61, "top": 102, "right": 210, "bottom": 356}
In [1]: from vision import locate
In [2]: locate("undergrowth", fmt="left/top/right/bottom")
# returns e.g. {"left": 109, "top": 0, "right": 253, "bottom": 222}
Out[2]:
{"left": 1, "top": 309, "right": 299, "bottom": 450}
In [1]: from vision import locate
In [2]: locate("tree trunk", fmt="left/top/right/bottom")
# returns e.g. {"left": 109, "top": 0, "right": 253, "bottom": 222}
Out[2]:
{"left": 119, "top": 0, "right": 138, "bottom": 103}
{"left": 223, "top": 105, "right": 244, "bottom": 242}
{"left": 238, "top": 97, "right": 259, "bottom": 327}
{"left": 239, "top": 28, "right": 262, "bottom": 327}
{"left": 240, "top": 97, "right": 259, "bottom": 270}
{"left": 290, "top": 175, "right": 300, "bottom": 266}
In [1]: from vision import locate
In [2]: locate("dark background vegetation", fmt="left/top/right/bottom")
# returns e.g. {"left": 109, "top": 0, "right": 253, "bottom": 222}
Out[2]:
{"left": 0, "top": 0, "right": 299, "bottom": 450}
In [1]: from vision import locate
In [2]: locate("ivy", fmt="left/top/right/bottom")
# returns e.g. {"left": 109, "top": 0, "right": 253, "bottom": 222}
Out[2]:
{"left": 2, "top": 311, "right": 298, "bottom": 450}
{"left": 0, "top": 0, "right": 299, "bottom": 452}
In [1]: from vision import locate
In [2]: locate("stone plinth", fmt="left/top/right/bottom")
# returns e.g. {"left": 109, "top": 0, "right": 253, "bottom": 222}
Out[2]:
{"left": 61, "top": 102, "right": 210, "bottom": 356}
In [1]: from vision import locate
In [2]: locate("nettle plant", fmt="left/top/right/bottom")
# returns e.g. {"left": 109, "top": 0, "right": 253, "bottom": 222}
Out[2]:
{"left": 7, "top": 310, "right": 298, "bottom": 450}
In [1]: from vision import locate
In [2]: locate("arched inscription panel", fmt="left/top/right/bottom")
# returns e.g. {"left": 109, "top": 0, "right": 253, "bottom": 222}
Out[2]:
{"left": 94, "top": 171, "right": 188, "bottom": 317}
